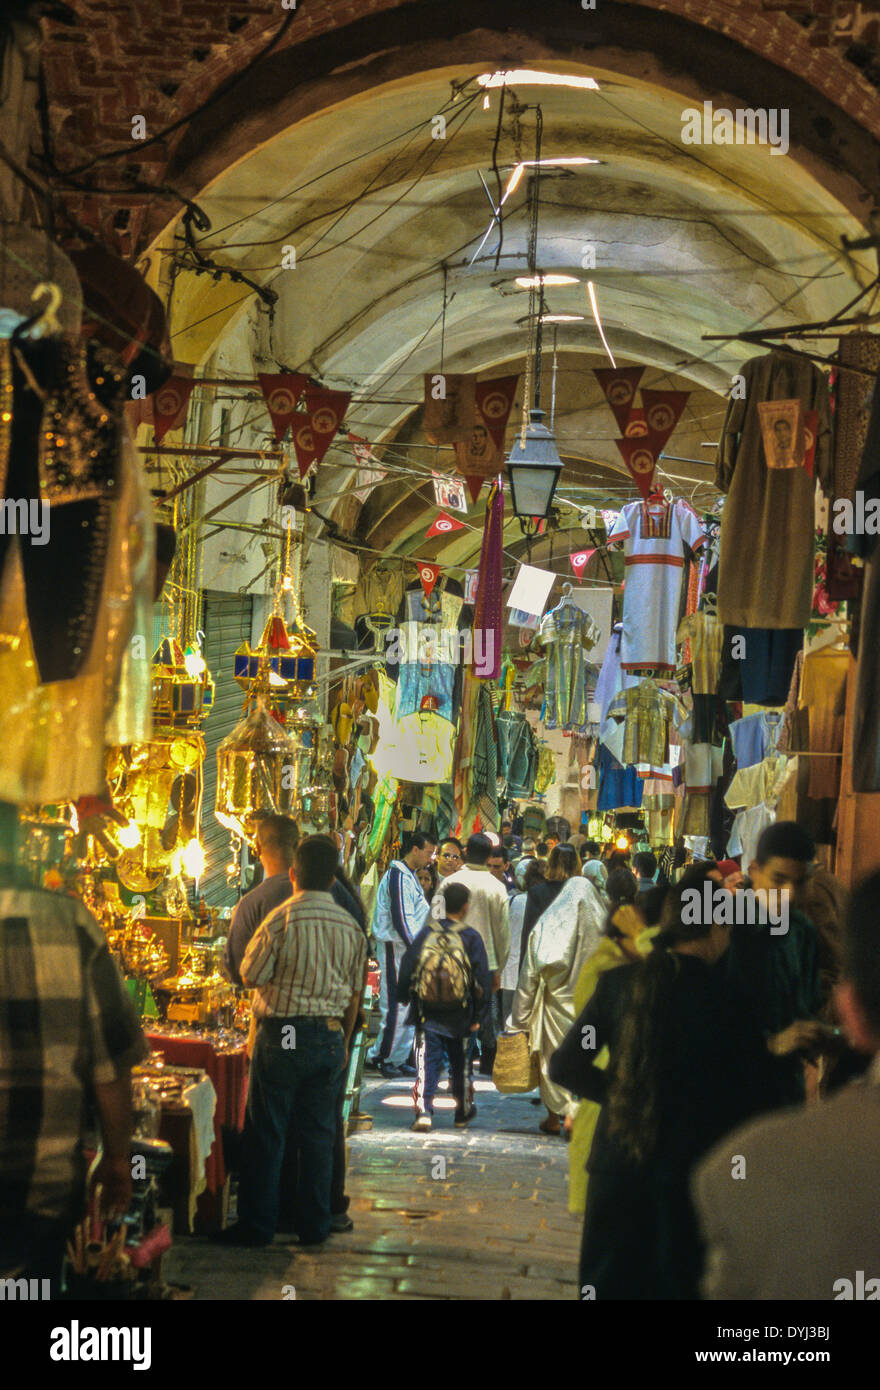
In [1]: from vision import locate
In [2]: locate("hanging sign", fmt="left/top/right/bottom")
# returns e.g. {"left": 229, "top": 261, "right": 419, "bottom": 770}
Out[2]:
{"left": 570, "top": 547, "right": 596, "bottom": 578}
{"left": 152, "top": 364, "right": 196, "bottom": 443}
{"left": 450, "top": 375, "right": 519, "bottom": 479}
{"left": 418, "top": 562, "right": 441, "bottom": 598}
{"left": 476, "top": 375, "right": 519, "bottom": 451}
{"left": 257, "top": 372, "right": 308, "bottom": 442}
{"left": 432, "top": 472, "right": 468, "bottom": 513}
{"left": 593, "top": 366, "right": 645, "bottom": 433}
{"left": 615, "top": 436, "right": 658, "bottom": 500}
{"left": 506, "top": 563, "right": 556, "bottom": 618}
{"left": 424, "top": 372, "right": 477, "bottom": 444}
{"left": 640, "top": 389, "right": 690, "bottom": 448}
{"left": 349, "top": 433, "right": 387, "bottom": 500}
{"left": 426, "top": 512, "right": 465, "bottom": 539}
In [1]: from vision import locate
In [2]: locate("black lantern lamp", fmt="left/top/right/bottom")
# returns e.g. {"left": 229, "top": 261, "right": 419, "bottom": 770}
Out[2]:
{"left": 506, "top": 407, "right": 563, "bottom": 521}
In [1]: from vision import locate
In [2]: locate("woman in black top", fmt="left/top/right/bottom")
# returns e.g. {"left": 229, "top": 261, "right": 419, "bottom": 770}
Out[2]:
{"left": 550, "top": 865, "right": 805, "bottom": 1299}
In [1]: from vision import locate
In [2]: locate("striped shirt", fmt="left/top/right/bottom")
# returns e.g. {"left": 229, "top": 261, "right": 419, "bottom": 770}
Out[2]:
{"left": 0, "top": 888, "right": 148, "bottom": 1234}
{"left": 241, "top": 890, "right": 367, "bottom": 1019}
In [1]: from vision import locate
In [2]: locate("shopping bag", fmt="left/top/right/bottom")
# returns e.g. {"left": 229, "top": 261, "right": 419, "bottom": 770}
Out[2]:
{"left": 493, "top": 1030, "right": 540, "bottom": 1094}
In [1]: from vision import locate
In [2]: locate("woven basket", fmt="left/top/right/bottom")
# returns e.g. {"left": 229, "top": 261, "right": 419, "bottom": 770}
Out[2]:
{"left": 493, "top": 1030, "right": 540, "bottom": 1094}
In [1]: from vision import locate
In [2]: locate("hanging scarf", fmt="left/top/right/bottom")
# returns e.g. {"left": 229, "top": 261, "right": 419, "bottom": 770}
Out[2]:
{"left": 472, "top": 478, "right": 504, "bottom": 680}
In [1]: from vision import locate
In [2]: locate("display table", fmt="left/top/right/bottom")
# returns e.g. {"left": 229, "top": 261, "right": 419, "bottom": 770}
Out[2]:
{"left": 146, "top": 1032, "right": 248, "bottom": 1232}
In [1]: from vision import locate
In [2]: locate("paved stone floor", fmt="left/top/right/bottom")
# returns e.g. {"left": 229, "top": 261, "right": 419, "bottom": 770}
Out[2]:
{"left": 165, "top": 1074, "right": 582, "bottom": 1300}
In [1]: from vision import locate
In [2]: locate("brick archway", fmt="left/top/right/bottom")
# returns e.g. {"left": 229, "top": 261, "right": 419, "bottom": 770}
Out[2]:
{"left": 41, "top": 1, "right": 880, "bottom": 255}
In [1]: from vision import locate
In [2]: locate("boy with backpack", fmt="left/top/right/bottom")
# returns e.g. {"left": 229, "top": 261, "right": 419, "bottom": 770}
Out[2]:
{"left": 396, "top": 883, "right": 492, "bottom": 1132}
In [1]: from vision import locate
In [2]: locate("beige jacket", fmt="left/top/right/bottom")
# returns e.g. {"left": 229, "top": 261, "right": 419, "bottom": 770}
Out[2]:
{"left": 693, "top": 1059, "right": 880, "bottom": 1300}
{"left": 431, "top": 865, "right": 510, "bottom": 973}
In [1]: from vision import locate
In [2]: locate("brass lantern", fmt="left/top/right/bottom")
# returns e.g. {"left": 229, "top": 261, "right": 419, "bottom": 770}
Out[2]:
{"left": 215, "top": 701, "right": 301, "bottom": 840}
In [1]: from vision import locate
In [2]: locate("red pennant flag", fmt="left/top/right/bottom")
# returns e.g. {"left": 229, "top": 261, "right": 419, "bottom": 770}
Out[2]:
{"left": 426, "top": 512, "right": 465, "bottom": 539}
{"left": 640, "top": 389, "right": 690, "bottom": 448}
{"left": 570, "top": 548, "right": 596, "bottom": 578}
{"left": 152, "top": 365, "right": 196, "bottom": 443}
{"left": 623, "top": 407, "right": 648, "bottom": 438}
{"left": 257, "top": 372, "right": 308, "bottom": 442}
{"left": 593, "top": 366, "right": 645, "bottom": 434}
{"left": 418, "top": 562, "right": 441, "bottom": 597}
{"left": 475, "top": 375, "right": 519, "bottom": 452}
{"left": 615, "top": 437, "right": 659, "bottom": 500}
{"left": 464, "top": 475, "right": 484, "bottom": 505}
{"left": 290, "top": 388, "right": 352, "bottom": 479}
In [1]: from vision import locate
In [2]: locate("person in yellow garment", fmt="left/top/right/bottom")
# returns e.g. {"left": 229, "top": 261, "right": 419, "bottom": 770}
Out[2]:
{"left": 567, "top": 868, "right": 645, "bottom": 1213}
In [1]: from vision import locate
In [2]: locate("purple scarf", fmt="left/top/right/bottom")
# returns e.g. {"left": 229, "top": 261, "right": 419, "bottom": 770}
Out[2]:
{"left": 473, "top": 478, "right": 504, "bottom": 680}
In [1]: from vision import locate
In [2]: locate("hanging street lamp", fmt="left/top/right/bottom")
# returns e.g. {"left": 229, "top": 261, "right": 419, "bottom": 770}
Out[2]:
{"left": 506, "top": 406, "right": 564, "bottom": 521}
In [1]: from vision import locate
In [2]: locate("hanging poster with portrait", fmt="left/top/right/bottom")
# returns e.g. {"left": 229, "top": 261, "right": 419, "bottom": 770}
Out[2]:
{"left": 432, "top": 472, "right": 468, "bottom": 513}
{"left": 423, "top": 373, "right": 477, "bottom": 444}
{"left": 757, "top": 398, "right": 805, "bottom": 469}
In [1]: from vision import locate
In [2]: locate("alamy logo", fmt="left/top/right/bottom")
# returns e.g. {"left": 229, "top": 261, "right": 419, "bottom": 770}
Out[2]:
{"left": 0, "top": 498, "right": 49, "bottom": 545}
{"left": 50, "top": 1321, "right": 151, "bottom": 1370}
{"left": 384, "top": 627, "right": 495, "bottom": 677}
{"left": 0, "top": 1277, "right": 51, "bottom": 1300}
{"left": 681, "top": 101, "right": 789, "bottom": 156}
{"left": 681, "top": 883, "right": 789, "bottom": 934}
{"left": 833, "top": 1271, "right": 880, "bottom": 1300}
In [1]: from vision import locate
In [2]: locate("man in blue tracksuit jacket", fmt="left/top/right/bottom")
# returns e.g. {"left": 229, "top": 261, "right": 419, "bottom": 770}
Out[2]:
{"left": 397, "top": 882, "right": 492, "bottom": 1131}
{"left": 365, "top": 830, "right": 436, "bottom": 1076}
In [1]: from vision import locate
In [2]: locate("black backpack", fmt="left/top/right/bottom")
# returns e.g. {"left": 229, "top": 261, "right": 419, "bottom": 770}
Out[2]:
{"left": 412, "top": 922, "right": 473, "bottom": 1018}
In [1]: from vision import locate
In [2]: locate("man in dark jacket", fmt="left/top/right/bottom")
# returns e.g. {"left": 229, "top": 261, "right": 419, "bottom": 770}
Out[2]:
{"left": 397, "top": 883, "right": 492, "bottom": 1133}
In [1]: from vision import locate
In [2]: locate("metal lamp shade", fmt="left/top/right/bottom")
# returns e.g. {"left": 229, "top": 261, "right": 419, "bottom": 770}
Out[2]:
{"left": 506, "top": 408, "right": 564, "bottom": 518}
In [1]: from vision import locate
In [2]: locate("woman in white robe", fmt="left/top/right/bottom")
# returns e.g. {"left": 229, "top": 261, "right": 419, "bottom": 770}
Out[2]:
{"left": 509, "top": 861, "right": 606, "bottom": 1133}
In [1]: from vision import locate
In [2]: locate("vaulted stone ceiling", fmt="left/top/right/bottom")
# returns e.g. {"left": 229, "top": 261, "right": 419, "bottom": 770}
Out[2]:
{"left": 33, "top": 2, "right": 880, "bottom": 573}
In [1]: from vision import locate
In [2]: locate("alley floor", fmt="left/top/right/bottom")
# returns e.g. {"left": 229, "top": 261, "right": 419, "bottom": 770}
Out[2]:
{"left": 165, "top": 1074, "right": 582, "bottom": 1300}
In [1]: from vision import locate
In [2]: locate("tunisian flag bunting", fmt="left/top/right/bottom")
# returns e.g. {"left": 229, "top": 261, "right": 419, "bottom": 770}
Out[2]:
{"left": 640, "top": 389, "right": 689, "bottom": 448}
{"left": 615, "top": 436, "right": 659, "bottom": 500}
{"left": 426, "top": 512, "right": 465, "bottom": 539}
{"left": 291, "top": 388, "right": 352, "bottom": 478}
{"left": 257, "top": 372, "right": 308, "bottom": 442}
{"left": 593, "top": 366, "right": 644, "bottom": 434}
{"left": 623, "top": 407, "right": 648, "bottom": 438}
{"left": 152, "top": 364, "right": 196, "bottom": 443}
{"left": 418, "top": 562, "right": 441, "bottom": 598}
{"left": 570, "top": 548, "right": 596, "bottom": 578}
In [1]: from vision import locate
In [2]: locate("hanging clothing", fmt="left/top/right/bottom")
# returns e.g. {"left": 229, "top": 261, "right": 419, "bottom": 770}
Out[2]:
{"left": 496, "top": 710, "right": 537, "bottom": 799}
{"left": 596, "top": 743, "right": 643, "bottom": 811}
{"left": 535, "top": 597, "right": 600, "bottom": 731}
{"left": 594, "top": 623, "right": 638, "bottom": 731}
{"left": 608, "top": 499, "right": 706, "bottom": 674}
{"left": 799, "top": 646, "right": 848, "bottom": 800}
{"left": 0, "top": 342, "right": 151, "bottom": 802}
{"left": 728, "top": 803, "right": 776, "bottom": 867}
{"left": 676, "top": 606, "right": 723, "bottom": 695}
{"left": 387, "top": 578, "right": 470, "bottom": 722}
{"left": 725, "top": 754, "right": 789, "bottom": 812}
{"left": 715, "top": 351, "right": 832, "bottom": 628}
{"left": 606, "top": 680, "right": 687, "bottom": 768}
{"left": 453, "top": 671, "right": 498, "bottom": 830}
{"left": 728, "top": 711, "right": 786, "bottom": 770}
{"left": 720, "top": 626, "right": 804, "bottom": 707}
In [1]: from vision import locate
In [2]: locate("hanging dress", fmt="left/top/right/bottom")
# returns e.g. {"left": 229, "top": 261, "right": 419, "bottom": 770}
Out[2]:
{"left": 608, "top": 499, "right": 706, "bottom": 675}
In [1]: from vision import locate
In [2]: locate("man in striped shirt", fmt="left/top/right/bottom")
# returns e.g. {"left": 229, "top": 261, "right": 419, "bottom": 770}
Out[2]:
{"left": 216, "top": 836, "right": 368, "bottom": 1247}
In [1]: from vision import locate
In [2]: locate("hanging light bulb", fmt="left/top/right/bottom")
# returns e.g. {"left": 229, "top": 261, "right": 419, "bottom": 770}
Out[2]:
{"left": 184, "top": 644, "right": 207, "bottom": 679}
{"left": 117, "top": 820, "right": 141, "bottom": 849}
{"left": 615, "top": 834, "right": 629, "bottom": 850}
{"left": 181, "top": 838, "right": 206, "bottom": 879}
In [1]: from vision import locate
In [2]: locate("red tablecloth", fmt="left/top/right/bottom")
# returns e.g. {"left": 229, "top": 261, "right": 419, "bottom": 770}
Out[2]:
{"left": 146, "top": 1033, "right": 248, "bottom": 1230}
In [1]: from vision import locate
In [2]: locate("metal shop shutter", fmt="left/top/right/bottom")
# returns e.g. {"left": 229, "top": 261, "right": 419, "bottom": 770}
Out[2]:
{"left": 200, "top": 591, "right": 253, "bottom": 907}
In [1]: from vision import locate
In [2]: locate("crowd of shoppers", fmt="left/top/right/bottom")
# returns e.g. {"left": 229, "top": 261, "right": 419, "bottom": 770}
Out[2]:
{"left": 6, "top": 787, "right": 879, "bottom": 1302}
